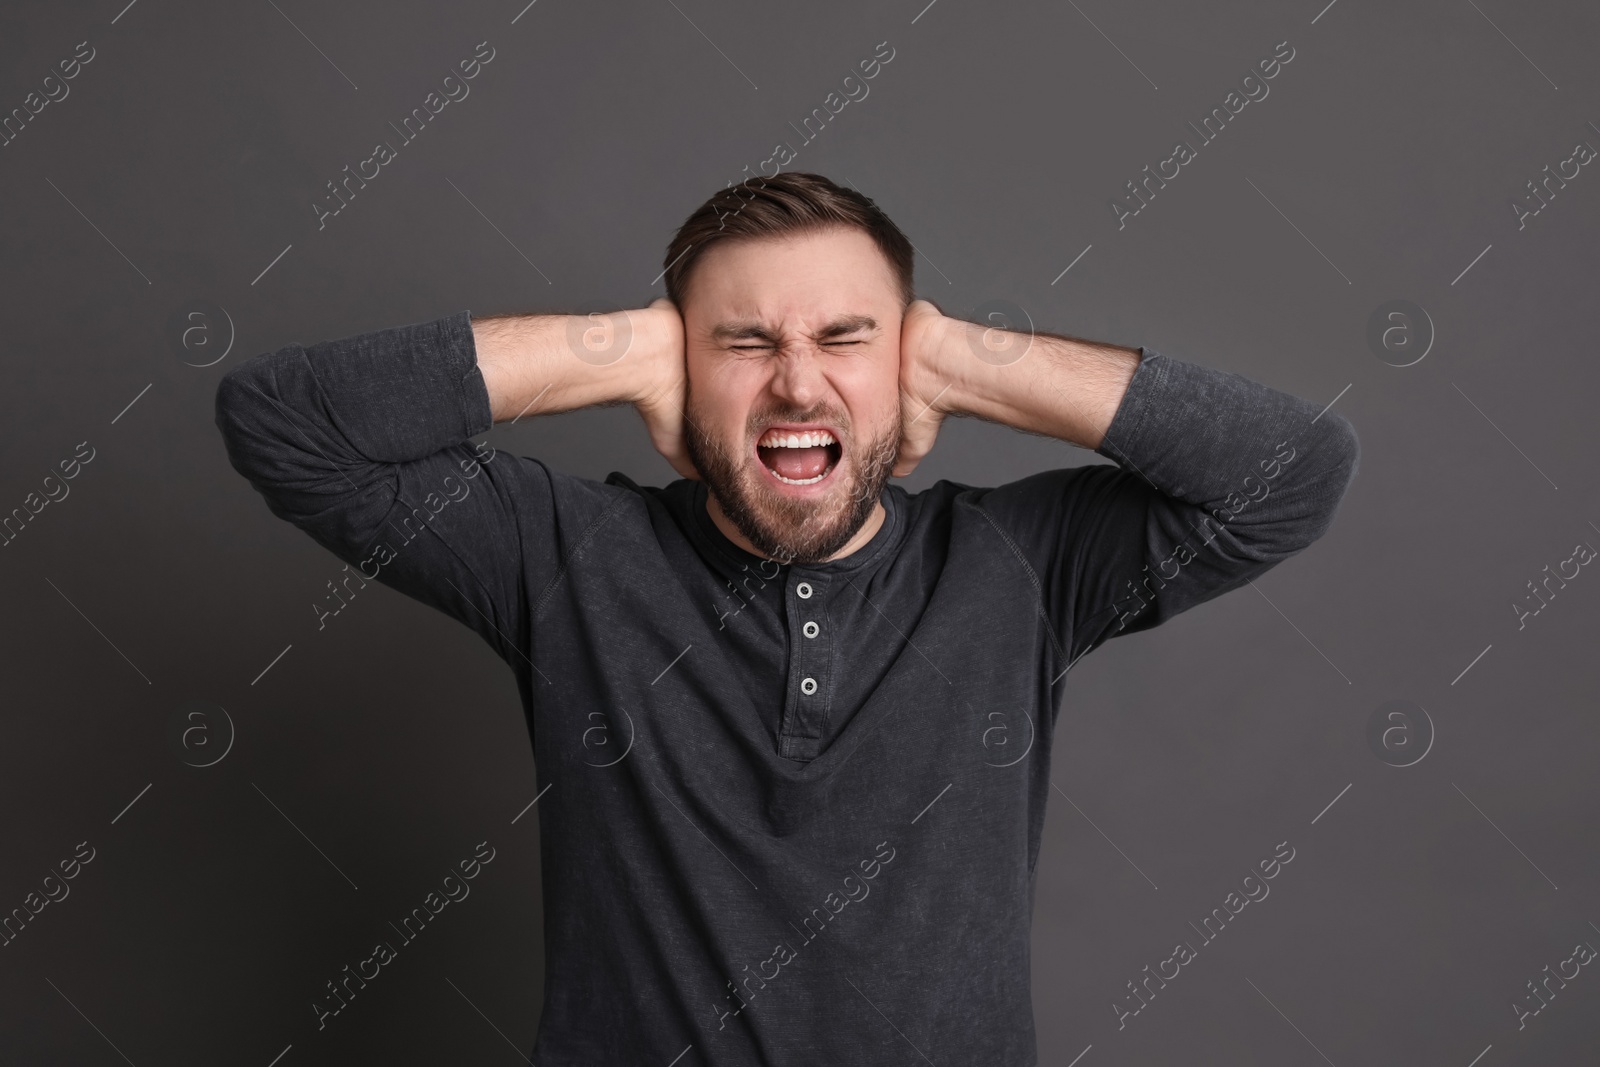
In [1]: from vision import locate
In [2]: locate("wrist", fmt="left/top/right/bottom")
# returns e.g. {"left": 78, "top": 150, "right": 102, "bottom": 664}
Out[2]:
{"left": 915, "top": 311, "right": 997, "bottom": 419}
{"left": 900, "top": 303, "right": 965, "bottom": 417}
{"left": 626, "top": 305, "right": 685, "bottom": 408}
{"left": 946, "top": 319, "right": 1141, "bottom": 447}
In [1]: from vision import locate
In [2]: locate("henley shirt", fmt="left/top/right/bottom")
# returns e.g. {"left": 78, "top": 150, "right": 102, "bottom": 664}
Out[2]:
{"left": 214, "top": 310, "right": 1359, "bottom": 1066}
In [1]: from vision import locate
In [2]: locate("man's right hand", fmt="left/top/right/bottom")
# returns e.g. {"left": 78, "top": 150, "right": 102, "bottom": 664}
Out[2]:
{"left": 631, "top": 298, "right": 701, "bottom": 481}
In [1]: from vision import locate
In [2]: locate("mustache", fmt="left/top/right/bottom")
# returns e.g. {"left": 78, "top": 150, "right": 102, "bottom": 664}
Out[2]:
{"left": 748, "top": 407, "right": 849, "bottom": 439}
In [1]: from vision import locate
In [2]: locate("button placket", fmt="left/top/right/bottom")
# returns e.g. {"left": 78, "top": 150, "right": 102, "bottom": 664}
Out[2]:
{"left": 779, "top": 572, "right": 832, "bottom": 759}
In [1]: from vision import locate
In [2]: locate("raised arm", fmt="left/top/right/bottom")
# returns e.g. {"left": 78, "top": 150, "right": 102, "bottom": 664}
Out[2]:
{"left": 893, "top": 299, "right": 1141, "bottom": 475}
{"left": 212, "top": 302, "right": 691, "bottom": 671}
{"left": 473, "top": 299, "right": 697, "bottom": 478}
{"left": 897, "top": 301, "right": 1360, "bottom": 665}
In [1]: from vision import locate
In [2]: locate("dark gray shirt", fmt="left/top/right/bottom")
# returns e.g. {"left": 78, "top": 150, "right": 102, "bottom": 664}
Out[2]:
{"left": 214, "top": 310, "right": 1358, "bottom": 1065}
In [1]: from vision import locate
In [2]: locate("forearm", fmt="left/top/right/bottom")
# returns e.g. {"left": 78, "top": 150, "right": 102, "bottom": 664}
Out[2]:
{"left": 924, "top": 317, "right": 1141, "bottom": 450}
{"left": 913, "top": 305, "right": 1360, "bottom": 560}
{"left": 473, "top": 309, "right": 673, "bottom": 423}
{"left": 971, "top": 339, "right": 1360, "bottom": 656}
{"left": 215, "top": 310, "right": 548, "bottom": 668}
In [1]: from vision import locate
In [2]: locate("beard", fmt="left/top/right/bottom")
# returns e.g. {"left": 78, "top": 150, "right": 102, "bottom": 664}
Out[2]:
{"left": 684, "top": 387, "right": 901, "bottom": 566}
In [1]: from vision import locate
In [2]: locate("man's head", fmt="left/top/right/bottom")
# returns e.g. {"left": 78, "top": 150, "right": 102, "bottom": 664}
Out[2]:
{"left": 661, "top": 173, "right": 916, "bottom": 565}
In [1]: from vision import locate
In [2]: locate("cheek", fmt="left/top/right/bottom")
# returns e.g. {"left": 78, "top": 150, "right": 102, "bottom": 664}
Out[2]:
{"left": 690, "top": 373, "right": 760, "bottom": 447}
{"left": 849, "top": 380, "right": 903, "bottom": 439}
{"left": 832, "top": 355, "right": 898, "bottom": 413}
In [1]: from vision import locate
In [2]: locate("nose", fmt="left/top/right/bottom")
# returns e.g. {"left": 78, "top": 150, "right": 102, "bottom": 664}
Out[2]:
{"left": 767, "top": 343, "right": 828, "bottom": 410}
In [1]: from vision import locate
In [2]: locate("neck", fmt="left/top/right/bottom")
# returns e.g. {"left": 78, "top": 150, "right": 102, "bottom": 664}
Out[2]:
{"left": 705, "top": 492, "right": 886, "bottom": 564}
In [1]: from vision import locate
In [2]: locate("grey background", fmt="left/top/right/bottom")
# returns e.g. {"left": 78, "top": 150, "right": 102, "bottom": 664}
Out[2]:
{"left": 1, "top": 0, "right": 1596, "bottom": 1063}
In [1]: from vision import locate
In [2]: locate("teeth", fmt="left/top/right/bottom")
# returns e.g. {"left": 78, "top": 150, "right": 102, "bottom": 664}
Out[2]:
{"left": 756, "top": 427, "right": 839, "bottom": 484}
{"left": 772, "top": 469, "right": 829, "bottom": 485}
{"left": 760, "top": 429, "right": 836, "bottom": 448}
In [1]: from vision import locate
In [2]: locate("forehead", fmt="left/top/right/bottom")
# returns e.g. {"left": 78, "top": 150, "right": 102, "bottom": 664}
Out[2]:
{"left": 683, "top": 226, "right": 900, "bottom": 322}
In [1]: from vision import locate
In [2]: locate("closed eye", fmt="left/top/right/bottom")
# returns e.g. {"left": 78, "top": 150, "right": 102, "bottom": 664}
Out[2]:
{"left": 729, "top": 340, "right": 865, "bottom": 350}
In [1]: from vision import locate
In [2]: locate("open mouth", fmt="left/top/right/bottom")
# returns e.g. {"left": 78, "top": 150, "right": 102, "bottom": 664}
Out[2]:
{"left": 756, "top": 428, "right": 843, "bottom": 486}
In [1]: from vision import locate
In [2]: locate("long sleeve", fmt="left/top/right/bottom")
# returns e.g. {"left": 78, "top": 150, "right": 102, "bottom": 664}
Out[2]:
{"left": 213, "top": 310, "right": 551, "bottom": 671}
{"left": 976, "top": 347, "right": 1360, "bottom": 666}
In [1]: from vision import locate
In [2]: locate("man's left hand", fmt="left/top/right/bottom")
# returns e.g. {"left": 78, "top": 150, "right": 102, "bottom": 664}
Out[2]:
{"left": 894, "top": 299, "right": 957, "bottom": 478}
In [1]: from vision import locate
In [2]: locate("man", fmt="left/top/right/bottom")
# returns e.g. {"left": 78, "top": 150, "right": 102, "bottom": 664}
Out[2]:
{"left": 215, "top": 172, "right": 1358, "bottom": 1064}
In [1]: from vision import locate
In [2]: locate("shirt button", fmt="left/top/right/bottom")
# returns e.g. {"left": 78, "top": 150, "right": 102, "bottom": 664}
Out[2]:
{"left": 796, "top": 581, "right": 813, "bottom": 599}
{"left": 800, "top": 677, "right": 818, "bottom": 695}
{"left": 802, "top": 620, "right": 820, "bottom": 639}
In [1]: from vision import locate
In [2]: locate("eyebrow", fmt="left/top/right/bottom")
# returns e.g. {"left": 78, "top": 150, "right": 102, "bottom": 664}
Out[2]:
{"left": 709, "top": 315, "right": 879, "bottom": 345}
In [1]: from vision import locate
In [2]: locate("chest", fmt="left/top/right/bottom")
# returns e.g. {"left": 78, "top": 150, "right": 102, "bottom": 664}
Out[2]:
{"left": 526, "top": 515, "right": 1055, "bottom": 780}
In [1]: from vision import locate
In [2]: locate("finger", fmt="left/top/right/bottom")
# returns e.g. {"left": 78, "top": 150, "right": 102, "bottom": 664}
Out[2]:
{"left": 895, "top": 392, "right": 944, "bottom": 472}
{"left": 661, "top": 424, "right": 703, "bottom": 481}
{"left": 648, "top": 427, "right": 701, "bottom": 482}
{"left": 891, "top": 426, "right": 933, "bottom": 478}
{"left": 662, "top": 447, "right": 700, "bottom": 483}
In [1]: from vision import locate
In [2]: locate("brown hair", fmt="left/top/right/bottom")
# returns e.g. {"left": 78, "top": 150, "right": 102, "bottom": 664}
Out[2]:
{"left": 662, "top": 172, "right": 915, "bottom": 309}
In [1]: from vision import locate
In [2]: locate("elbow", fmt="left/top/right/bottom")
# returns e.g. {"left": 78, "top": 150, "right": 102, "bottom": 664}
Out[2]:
{"left": 212, "top": 351, "right": 290, "bottom": 485}
{"left": 1323, "top": 410, "right": 1361, "bottom": 508}
{"left": 1287, "top": 411, "right": 1360, "bottom": 550}
{"left": 213, "top": 364, "right": 246, "bottom": 442}
{"left": 213, "top": 352, "right": 274, "bottom": 450}
{"left": 1203, "top": 411, "right": 1361, "bottom": 567}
